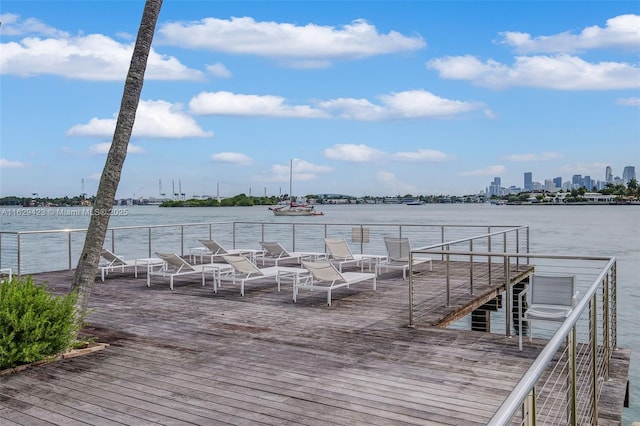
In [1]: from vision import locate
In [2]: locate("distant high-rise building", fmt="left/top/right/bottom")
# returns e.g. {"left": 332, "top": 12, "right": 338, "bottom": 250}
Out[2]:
{"left": 605, "top": 166, "right": 612, "bottom": 183}
{"left": 584, "top": 176, "right": 593, "bottom": 191}
{"left": 553, "top": 177, "right": 562, "bottom": 188}
{"left": 572, "top": 174, "right": 583, "bottom": 188}
{"left": 622, "top": 166, "right": 636, "bottom": 184}
{"left": 488, "top": 177, "right": 502, "bottom": 197}
{"left": 544, "top": 179, "right": 555, "bottom": 192}
{"left": 524, "top": 172, "right": 532, "bottom": 191}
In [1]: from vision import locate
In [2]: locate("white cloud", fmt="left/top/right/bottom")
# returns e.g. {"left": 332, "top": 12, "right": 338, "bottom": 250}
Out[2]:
{"left": 503, "top": 152, "right": 563, "bottom": 162}
{"left": 378, "top": 90, "right": 483, "bottom": 119}
{"left": 0, "top": 13, "right": 68, "bottom": 38}
{"left": 376, "top": 171, "right": 418, "bottom": 195}
{"left": 324, "top": 144, "right": 385, "bottom": 162}
{"left": 428, "top": 54, "right": 640, "bottom": 90}
{"left": 189, "top": 91, "right": 329, "bottom": 118}
{"left": 0, "top": 158, "right": 31, "bottom": 168}
{"left": 86, "top": 173, "right": 102, "bottom": 181}
{"left": 206, "top": 62, "right": 232, "bottom": 78}
{"left": 158, "top": 17, "right": 425, "bottom": 68}
{"left": 318, "top": 90, "right": 484, "bottom": 120}
{"left": 67, "top": 100, "right": 213, "bottom": 139}
{"left": 459, "top": 165, "right": 507, "bottom": 177}
{"left": 393, "top": 149, "right": 455, "bottom": 162}
{"left": 211, "top": 152, "right": 253, "bottom": 165}
{"left": 617, "top": 97, "right": 640, "bottom": 106}
{"left": 258, "top": 159, "right": 333, "bottom": 183}
{"left": 0, "top": 14, "right": 203, "bottom": 81}
{"left": 88, "top": 143, "right": 145, "bottom": 155}
{"left": 560, "top": 162, "right": 611, "bottom": 178}
{"left": 191, "top": 90, "right": 485, "bottom": 120}
{"left": 498, "top": 14, "right": 640, "bottom": 54}
{"left": 324, "top": 144, "right": 457, "bottom": 164}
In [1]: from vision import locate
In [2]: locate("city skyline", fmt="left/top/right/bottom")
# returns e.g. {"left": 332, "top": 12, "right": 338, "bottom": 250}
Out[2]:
{"left": 1, "top": 2, "right": 639, "bottom": 199}
{"left": 487, "top": 164, "right": 636, "bottom": 197}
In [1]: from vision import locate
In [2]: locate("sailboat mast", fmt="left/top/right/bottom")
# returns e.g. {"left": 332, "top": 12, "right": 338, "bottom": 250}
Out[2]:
{"left": 289, "top": 158, "right": 293, "bottom": 207}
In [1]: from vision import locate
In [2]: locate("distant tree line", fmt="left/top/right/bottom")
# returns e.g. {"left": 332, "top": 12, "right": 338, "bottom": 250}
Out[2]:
{"left": 4, "top": 179, "right": 636, "bottom": 208}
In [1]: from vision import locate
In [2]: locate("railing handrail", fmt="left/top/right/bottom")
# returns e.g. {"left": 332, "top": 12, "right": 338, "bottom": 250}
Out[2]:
{"left": 414, "top": 225, "right": 529, "bottom": 252}
{"left": 0, "top": 220, "right": 235, "bottom": 235}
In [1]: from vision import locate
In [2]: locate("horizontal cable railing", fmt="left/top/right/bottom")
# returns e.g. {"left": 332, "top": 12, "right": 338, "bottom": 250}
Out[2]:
{"left": 0, "top": 221, "right": 529, "bottom": 275}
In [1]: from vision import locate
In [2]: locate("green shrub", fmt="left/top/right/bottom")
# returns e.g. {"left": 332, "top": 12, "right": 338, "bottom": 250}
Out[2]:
{"left": 0, "top": 276, "right": 82, "bottom": 370}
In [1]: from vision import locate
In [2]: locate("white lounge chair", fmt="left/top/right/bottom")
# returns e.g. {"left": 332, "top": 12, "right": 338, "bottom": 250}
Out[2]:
{"left": 221, "top": 254, "right": 308, "bottom": 296}
{"left": 98, "top": 248, "right": 161, "bottom": 282}
{"left": 324, "top": 238, "right": 386, "bottom": 273}
{"left": 259, "top": 241, "right": 326, "bottom": 266}
{"left": 380, "top": 237, "right": 432, "bottom": 279}
{"left": 518, "top": 274, "right": 577, "bottom": 351}
{"left": 297, "top": 260, "right": 377, "bottom": 306}
{"left": 149, "top": 252, "right": 233, "bottom": 290}
{"left": 197, "top": 239, "right": 263, "bottom": 263}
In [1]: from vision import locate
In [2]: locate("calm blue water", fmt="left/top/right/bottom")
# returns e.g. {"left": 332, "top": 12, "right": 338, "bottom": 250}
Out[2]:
{"left": 1, "top": 203, "right": 639, "bottom": 422}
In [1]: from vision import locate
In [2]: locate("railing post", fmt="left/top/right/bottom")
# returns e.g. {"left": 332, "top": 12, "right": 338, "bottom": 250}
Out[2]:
{"left": 17, "top": 233, "right": 21, "bottom": 276}
{"left": 487, "top": 228, "right": 492, "bottom": 284}
{"left": 612, "top": 263, "right": 617, "bottom": 348}
{"left": 111, "top": 229, "right": 115, "bottom": 253}
{"left": 590, "top": 293, "right": 599, "bottom": 425}
{"left": 180, "top": 225, "right": 184, "bottom": 256}
{"left": 603, "top": 274, "right": 610, "bottom": 379}
{"left": 409, "top": 252, "right": 415, "bottom": 327}
{"left": 68, "top": 231, "right": 72, "bottom": 270}
{"left": 292, "top": 223, "right": 296, "bottom": 251}
{"left": 568, "top": 325, "right": 578, "bottom": 425}
{"left": 445, "top": 245, "right": 451, "bottom": 307}
{"left": 232, "top": 222, "right": 237, "bottom": 249}
{"left": 503, "top": 231, "right": 507, "bottom": 254}
{"left": 148, "top": 227, "right": 152, "bottom": 257}
{"left": 524, "top": 387, "right": 536, "bottom": 426}
{"left": 516, "top": 228, "right": 520, "bottom": 268}
{"left": 505, "top": 255, "right": 511, "bottom": 337}
{"left": 469, "top": 240, "right": 474, "bottom": 295}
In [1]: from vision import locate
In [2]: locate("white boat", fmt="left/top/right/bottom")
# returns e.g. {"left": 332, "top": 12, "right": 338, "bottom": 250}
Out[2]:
{"left": 270, "top": 160, "right": 323, "bottom": 216}
{"left": 270, "top": 204, "right": 323, "bottom": 216}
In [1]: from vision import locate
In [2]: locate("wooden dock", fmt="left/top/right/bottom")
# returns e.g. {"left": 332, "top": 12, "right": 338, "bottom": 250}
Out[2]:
{"left": 0, "top": 260, "right": 631, "bottom": 425}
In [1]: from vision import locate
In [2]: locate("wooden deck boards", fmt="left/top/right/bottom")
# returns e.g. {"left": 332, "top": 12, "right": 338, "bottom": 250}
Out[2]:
{"left": 0, "top": 260, "right": 630, "bottom": 425}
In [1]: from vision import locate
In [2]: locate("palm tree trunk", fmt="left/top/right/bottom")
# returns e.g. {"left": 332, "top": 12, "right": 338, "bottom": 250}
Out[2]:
{"left": 71, "top": 0, "right": 163, "bottom": 317}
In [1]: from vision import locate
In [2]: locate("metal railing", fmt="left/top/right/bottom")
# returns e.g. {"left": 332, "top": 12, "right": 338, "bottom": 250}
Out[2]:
{"left": 410, "top": 246, "right": 617, "bottom": 425}
{"left": 0, "top": 220, "right": 619, "bottom": 423}
{"left": 0, "top": 221, "right": 529, "bottom": 276}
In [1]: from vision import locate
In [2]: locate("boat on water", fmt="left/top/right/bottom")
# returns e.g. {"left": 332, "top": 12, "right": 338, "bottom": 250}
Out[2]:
{"left": 270, "top": 159, "right": 324, "bottom": 216}
{"left": 269, "top": 203, "right": 323, "bottom": 216}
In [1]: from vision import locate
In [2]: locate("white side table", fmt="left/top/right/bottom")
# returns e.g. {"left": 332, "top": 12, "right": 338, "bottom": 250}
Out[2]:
{"left": 202, "top": 263, "right": 235, "bottom": 292}
{"left": 189, "top": 247, "right": 210, "bottom": 263}
{"left": 360, "top": 255, "right": 388, "bottom": 274}
{"left": 134, "top": 258, "right": 165, "bottom": 278}
{"left": 0, "top": 268, "right": 12, "bottom": 282}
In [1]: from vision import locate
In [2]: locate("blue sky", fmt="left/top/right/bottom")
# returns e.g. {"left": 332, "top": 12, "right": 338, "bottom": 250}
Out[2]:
{"left": 1, "top": 1, "right": 639, "bottom": 199}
